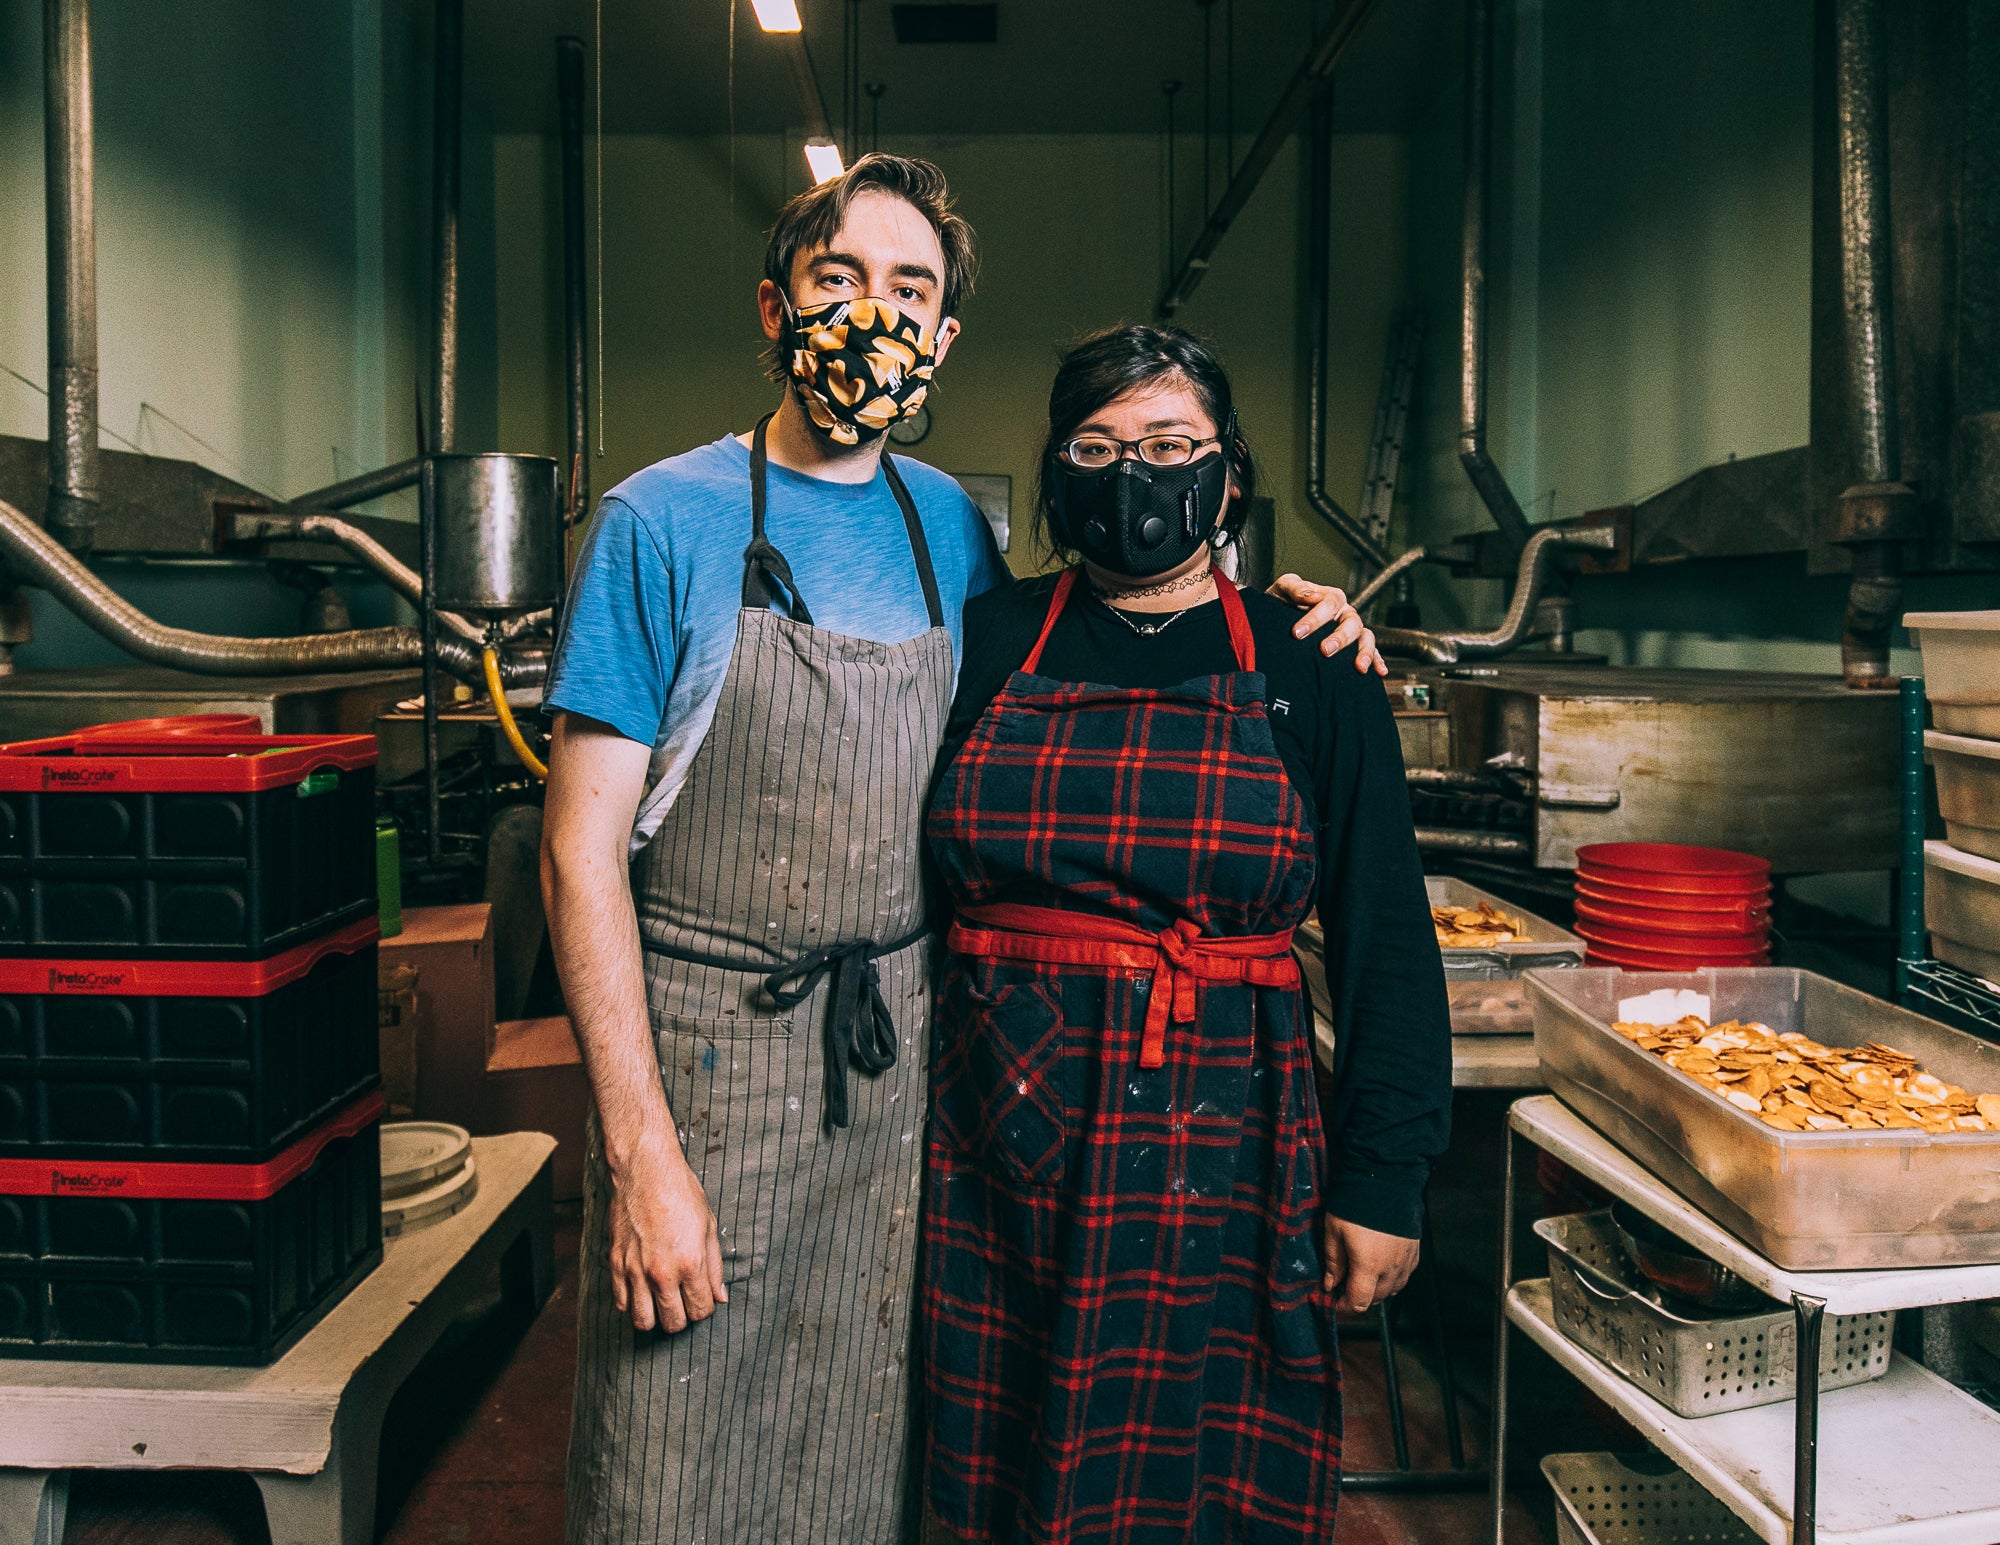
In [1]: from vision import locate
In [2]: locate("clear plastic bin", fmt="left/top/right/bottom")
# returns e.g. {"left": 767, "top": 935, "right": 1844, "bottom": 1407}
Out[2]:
{"left": 1542, "top": 1453, "right": 1757, "bottom": 1545}
{"left": 1527, "top": 966, "right": 2000, "bottom": 1268}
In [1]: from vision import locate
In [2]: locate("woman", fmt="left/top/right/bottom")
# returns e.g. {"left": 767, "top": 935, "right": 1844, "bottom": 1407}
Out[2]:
{"left": 920, "top": 325, "right": 1451, "bottom": 1543}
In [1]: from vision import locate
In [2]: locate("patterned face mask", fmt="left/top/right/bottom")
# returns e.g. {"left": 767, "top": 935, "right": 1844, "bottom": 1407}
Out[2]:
{"left": 781, "top": 296, "right": 938, "bottom": 446}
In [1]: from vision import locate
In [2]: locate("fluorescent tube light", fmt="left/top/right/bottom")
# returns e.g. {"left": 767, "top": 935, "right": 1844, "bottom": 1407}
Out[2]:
{"left": 751, "top": 0, "right": 803, "bottom": 31}
{"left": 804, "top": 139, "right": 845, "bottom": 184}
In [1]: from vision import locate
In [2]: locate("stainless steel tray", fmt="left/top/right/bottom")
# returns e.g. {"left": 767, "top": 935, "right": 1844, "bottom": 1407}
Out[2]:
{"left": 1528, "top": 966, "right": 2000, "bottom": 1268}
{"left": 1535, "top": 1211, "right": 1892, "bottom": 1417}
{"left": 1429, "top": 877, "right": 1584, "bottom": 1034}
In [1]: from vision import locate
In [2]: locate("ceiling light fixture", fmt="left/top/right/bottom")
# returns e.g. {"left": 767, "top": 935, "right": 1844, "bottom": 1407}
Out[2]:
{"left": 804, "top": 138, "right": 845, "bottom": 183}
{"left": 750, "top": 0, "right": 803, "bottom": 32}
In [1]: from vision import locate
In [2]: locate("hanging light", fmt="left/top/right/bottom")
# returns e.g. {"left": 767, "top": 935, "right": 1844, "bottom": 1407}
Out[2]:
{"left": 804, "top": 138, "right": 845, "bottom": 184}
{"left": 750, "top": 0, "right": 803, "bottom": 31}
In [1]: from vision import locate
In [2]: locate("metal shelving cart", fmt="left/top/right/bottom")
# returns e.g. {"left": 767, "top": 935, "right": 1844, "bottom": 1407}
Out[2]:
{"left": 1484, "top": 678, "right": 2000, "bottom": 1544}
{"left": 1488, "top": 1097, "right": 2000, "bottom": 1545}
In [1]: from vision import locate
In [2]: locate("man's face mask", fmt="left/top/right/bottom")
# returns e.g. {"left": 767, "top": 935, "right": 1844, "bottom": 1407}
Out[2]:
{"left": 781, "top": 296, "right": 938, "bottom": 446}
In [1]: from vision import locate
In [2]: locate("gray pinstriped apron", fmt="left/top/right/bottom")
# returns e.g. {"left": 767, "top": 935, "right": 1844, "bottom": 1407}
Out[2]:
{"left": 566, "top": 417, "right": 953, "bottom": 1545}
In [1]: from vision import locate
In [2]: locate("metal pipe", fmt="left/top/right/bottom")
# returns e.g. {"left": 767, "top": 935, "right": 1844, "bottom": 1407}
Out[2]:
{"left": 1833, "top": 0, "right": 1911, "bottom": 689}
{"left": 1413, "top": 828, "right": 1532, "bottom": 860}
{"left": 1351, "top": 544, "right": 1427, "bottom": 613}
{"left": 1303, "top": 87, "right": 1392, "bottom": 571}
{"left": 1458, "top": 0, "right": 1533, "bottom": 554}
{"left": 557, "top": 37, "right": 591, "bottom": 534}
{"left": 1374, "top": 627, "right": 1459, "bottom": 665}
{"left": 225, "top": 510, "right": 486, "bottom": 644}
{"left": 1157, "top": 0, "right": 1381, "bottom": 317}
{"left": 43, "top": 0, "right": 98, "bottom": 554}
{"left": 1379, "top": 526, "right": 1617, "bottom": 662}
{"left": 0, "top": 496, "right": 543, "bottom": 686}
{"left": 430, "top": 0, "right": 463, "bottom": 455}
{"left": 283, "top": 457, "right": 426, "bottom": 513}
{"left": 421, "top": 460, "right": 443, "bottom": 863}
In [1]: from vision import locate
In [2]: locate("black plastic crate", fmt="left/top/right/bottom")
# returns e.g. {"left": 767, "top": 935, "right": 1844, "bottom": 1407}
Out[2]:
{"left": 0, "top": 724, "right": 377, "bottom": 958}
{"left": 0, "top": 1093, "right": 384, "bottom": 1364}
{"left": 0, "top": 919, "right": 381, "bottom": 1161}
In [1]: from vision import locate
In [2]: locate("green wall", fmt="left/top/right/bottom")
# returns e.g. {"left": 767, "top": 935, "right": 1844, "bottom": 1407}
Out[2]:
{"left": 492, "top": 127, "right": 1407, "bottom": 585}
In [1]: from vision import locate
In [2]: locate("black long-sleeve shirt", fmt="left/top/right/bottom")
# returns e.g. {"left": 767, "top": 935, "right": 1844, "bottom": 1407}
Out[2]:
{"left": 937, "top": 573, "right": 1452, "bottom": 1239}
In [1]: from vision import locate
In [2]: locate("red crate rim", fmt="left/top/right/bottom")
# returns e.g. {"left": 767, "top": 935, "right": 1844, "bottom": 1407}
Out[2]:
{"left": 1576, "top": 918, "right": 1771, "bottom": 960}
{"left": 1573, "top": 877, "right": 1772, "bottom": 917}
{"left": 1577, "top": 841, "right": 1771, "bottom": 882}
{"left": 0, "top": 721, "right": 375, "bottom": 791}
{"left": 0, "top": 1089, "right": 384, "bottom": 1201}
{"left": 0, "top": 916, "right": 380, "bottom": 996}
{"left": 1574, "top": 897, "right": 1771, "bottom": 940}
{"left": 1584, "top": 942, "right": 1773, "bottom": 971}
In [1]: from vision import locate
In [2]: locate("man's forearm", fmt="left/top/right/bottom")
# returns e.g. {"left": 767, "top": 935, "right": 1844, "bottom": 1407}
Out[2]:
{"left": 543, "top": 840, "right": 679, "bottom": 1177}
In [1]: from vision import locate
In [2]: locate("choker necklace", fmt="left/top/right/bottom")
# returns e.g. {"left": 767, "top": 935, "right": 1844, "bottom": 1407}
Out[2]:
{"left": 1100, "top": 601, "right": 1197, "bottom": 638}
{"left": 1089, "top": 561, "right": 1214, "bottom": 604}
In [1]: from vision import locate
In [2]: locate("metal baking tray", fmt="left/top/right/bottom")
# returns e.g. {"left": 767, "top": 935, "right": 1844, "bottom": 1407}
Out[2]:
{"left": 1535, "top": 1210, "right": 1892, "bottom": 1417}
{"left": 1528, "top": 966, "right": 2000, "bottom": 1268}
{"left": 1429, "top": 877, "right": 1585, "bottom": 1035}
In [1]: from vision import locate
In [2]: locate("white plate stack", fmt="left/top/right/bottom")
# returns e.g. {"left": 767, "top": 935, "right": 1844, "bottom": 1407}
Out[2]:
{"left": 380, "top": 1121, "right": 479, "bottom": 1237}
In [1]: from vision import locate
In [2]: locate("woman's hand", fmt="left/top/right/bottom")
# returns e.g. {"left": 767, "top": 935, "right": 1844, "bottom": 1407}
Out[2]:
{"left": 1266, "top": 573, "right": 1389, "bottom": 676}
{"left": 1323, "top": 1215, "right": 1420, "bottom": 1313}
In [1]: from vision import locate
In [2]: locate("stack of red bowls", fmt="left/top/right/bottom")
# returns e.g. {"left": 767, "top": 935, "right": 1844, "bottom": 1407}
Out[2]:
{"left": 1573, "top": 843, "right": 1773, "bottom": 970}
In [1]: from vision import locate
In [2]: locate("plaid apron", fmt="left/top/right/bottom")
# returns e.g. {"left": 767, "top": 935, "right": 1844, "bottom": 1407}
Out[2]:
{"left": 921, "top": 568, "right": 1338, "bottom": 1544}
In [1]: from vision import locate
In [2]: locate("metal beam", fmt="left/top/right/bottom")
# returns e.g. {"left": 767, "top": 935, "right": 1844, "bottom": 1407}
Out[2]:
{"left": 1156, "top": 0, "right": 1382, "bottom": 318}
{"left": 43, "top": 0, "right": 98, "bottom": 554}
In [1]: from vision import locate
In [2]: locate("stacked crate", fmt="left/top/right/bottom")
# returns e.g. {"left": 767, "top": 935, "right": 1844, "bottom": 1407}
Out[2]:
{"left": 0, "top": 716, "right": 384, "bottom": 1363}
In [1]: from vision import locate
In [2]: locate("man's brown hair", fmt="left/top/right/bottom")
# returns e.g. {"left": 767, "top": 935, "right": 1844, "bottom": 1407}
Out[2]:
{"left": 761, "top": 154, "right": 979, "bottom": 382}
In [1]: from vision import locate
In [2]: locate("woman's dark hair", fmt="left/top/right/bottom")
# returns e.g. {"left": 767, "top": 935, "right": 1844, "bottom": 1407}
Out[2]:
{"left": 1033, "top": 324, "right": 1257, "bottom": 563}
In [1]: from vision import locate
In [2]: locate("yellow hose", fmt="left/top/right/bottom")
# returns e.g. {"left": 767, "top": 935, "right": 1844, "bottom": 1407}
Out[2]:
{"left": 483, "top": 645, "right": 549, "bottom": 779}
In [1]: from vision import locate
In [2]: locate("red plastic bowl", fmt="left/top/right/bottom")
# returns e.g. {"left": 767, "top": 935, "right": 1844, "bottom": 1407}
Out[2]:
{"left": 1575, "top": 919, "right": 1770, "bottom": 962}
{"left": 1573, "top": 876, "right": 1771, "bottom": 920}
{"left": 1584, "top": 940, "right": 1773, "bottom": 972}
{"left": 1577, "top": 842, "right": 1772, "bottom": 897}
{"left": 1574, "top": 896, "right": 1771, "bottom": 940}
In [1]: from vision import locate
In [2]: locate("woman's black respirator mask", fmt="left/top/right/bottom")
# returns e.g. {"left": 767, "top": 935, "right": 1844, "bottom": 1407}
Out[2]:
{"left": 1046, "top": 413, "right": 1239, "bottom": 578}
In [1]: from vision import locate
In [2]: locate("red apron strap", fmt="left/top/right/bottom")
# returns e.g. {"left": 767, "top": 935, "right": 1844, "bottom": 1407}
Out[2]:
{"left": 1216, "top": 575, "right": 1256, "bottom": 673}
{"left": 1021, "top": 567, "right": 1081, "bottom": 675}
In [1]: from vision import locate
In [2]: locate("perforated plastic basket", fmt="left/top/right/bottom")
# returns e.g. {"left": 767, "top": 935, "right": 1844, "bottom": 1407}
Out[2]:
{"left": 1536, "top": 1210, "right": 1893, "bottom": 1417}
{"left": 1543, "top": 1453, "right": 1757, "bottom": 1545}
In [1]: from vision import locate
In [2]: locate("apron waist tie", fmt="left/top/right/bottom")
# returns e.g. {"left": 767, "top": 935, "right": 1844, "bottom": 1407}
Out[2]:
{"left": 643, "top": 923, "right": 930, "bottom": 1132}
{"left": 947, "top": 903, "right": 1300, "bottom": 1069}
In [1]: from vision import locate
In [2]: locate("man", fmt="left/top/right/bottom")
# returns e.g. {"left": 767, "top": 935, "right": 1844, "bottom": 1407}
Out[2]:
{"left": 542, "top": 155, "right": 1380, "bottom": 1545}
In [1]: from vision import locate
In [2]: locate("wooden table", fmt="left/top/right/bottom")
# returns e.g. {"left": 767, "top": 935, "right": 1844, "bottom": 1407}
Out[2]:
{"left": 0, "top": 1132, "right": 557, "bottom": 1545}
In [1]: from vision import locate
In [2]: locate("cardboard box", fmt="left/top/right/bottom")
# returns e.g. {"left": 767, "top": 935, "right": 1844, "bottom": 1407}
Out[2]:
{"left": 379, "top": 903, "right": 495, "bottom": 1130}
{"left": 377, "top": 962, "right": 421, "bottom": 1118}
{"left": 483, "top": 1015, "right": 587, "bottom": 1201}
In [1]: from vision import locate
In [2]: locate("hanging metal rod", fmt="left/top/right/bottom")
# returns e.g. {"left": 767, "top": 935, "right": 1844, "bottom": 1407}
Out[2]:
{"left": 1155, "top": 0, "right": 1382, "bottom": 318}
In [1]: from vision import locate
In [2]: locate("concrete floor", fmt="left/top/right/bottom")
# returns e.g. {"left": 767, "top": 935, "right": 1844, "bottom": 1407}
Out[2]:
{"left": 65, "top": 1094, "right": 1601, "bottom": 1543}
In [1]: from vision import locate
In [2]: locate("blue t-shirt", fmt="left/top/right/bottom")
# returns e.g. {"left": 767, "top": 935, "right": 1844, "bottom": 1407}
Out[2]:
{"left": 544, "top": 432, "right": 1011, "bottom": 849}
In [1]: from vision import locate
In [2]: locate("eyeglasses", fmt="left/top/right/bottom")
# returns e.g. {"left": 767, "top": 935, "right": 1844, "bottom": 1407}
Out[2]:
{"left": 1059, "top": 432, "right": 1223, "bottom": 470}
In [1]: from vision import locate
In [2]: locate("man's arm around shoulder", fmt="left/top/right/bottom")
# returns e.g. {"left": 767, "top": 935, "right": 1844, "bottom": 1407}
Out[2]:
{"left": 542, "top": 711, "right": 727, "bottom": 1333}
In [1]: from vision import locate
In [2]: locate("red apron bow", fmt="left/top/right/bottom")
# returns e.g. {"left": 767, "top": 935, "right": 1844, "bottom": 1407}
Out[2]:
{"left": 947, "top": 902, "right": 1301, "bottom": 1069}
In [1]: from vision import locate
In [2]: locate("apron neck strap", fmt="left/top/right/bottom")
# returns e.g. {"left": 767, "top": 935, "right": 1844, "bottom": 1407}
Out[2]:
{"left": 742, "top": 411, "right": 946, "bottom": 631}
{"left": 1021, "top": 568, "right": 1081, "bottom": 674}
{"left": 1215, "top": 570, "right": 1256, "bottom": 672}
{"left": 1022, "top": 563, "right": 1256, "bottom": 675}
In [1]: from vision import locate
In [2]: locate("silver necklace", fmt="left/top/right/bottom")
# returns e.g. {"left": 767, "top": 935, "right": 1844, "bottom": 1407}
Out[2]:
{"left": 1100, "top": 599, "right": 1198, "bottom": 638}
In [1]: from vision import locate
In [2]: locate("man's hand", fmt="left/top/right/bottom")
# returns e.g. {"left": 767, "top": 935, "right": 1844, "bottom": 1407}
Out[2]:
{"left": 609, "top": 1135, "right": 729, "bottom": 1334}
{"left": 1266, "top": 573, "right": 1389, "bottom": 676}
{"left": 1324, "top": 1215, "right": 1420, "bottom": 1314}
